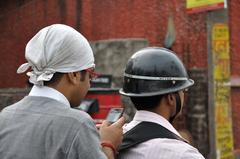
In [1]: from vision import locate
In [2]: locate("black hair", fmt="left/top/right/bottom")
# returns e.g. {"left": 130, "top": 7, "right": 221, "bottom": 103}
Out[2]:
{"left": 44, "top": 72, "right": 65, "bottom": 86}
{"left": 130, "top": 95, "right": 163, "bottom": 110}
{"left": 43, "top": 71, "right": 87, "bottom": 86}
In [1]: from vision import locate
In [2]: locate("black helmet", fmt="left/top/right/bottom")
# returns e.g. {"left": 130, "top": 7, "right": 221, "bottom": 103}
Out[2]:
{"left": 119, "top": 47, "right": 194, "bottom": 97}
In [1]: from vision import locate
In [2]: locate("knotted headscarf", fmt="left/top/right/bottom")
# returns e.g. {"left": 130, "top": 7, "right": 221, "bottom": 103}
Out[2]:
{"left": 17, "top": 24, "right": 95, "bottom": 86}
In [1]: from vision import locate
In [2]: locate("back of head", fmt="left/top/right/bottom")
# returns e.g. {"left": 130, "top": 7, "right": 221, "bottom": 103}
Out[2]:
{"left": 17, "top": 24, "right": 95, "bottom": 86}
{"left": 119, "top": 47, "right": 194, "bottom": 110}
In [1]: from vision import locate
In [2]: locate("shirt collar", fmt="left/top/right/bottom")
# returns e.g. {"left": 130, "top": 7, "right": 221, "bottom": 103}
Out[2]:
{"left": 133, "top": 110, "right": 181, "bottom": 137}
{"left": 29, "top": 85, "right": 71, "bottom": 108}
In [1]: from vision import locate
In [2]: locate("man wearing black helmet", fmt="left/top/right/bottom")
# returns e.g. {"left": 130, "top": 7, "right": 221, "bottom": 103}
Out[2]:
{"left": 117, "top": 47, "right": 205, "bottom": 159}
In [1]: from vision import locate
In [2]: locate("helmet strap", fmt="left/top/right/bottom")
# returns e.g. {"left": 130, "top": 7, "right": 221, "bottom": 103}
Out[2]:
{"left": 169, "top": 92, "right": 182, "bottom": 123}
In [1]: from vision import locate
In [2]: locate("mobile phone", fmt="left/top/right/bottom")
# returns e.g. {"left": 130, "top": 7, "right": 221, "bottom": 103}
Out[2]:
{"left": 106, "top": 108, "right": 124, "bottom": 124}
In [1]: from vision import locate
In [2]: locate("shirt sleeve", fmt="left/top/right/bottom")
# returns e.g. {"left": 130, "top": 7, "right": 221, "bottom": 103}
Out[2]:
{"left": 66, "top": 118, "right": 107, "bottom": 159}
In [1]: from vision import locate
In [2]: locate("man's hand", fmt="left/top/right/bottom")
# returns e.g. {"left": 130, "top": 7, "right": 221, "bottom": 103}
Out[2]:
{"left": 99, "top": 117, "right": 125, "bottom": 149}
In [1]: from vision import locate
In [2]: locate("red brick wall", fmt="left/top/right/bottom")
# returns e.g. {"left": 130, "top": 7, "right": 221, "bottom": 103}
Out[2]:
{"left": 0, "top": 0, "right": 58, "bottom": 88}
{"left": 81, "top": 0, "right": 208, "bottom": 69}
{"left": 0, "top": 0, "right": 207, "bottom": 88}
{"left": 229, "top": 0, "right": 240, "bottom": 149}
{"left": 0, "top": 0, "right": 77, "bottom": 88}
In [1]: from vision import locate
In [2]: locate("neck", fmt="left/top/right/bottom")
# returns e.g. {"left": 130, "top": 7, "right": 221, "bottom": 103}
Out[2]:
{"left": 150, "top": 104, "right": 171, "bottom": 121}
{"left": 47, "top": 84, "right": 72, "bottom": 105}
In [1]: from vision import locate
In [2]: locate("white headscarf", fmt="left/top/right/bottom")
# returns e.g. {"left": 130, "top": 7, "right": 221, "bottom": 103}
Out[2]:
{"left": 17, "top": 24, "right": 95, "bottom": 86}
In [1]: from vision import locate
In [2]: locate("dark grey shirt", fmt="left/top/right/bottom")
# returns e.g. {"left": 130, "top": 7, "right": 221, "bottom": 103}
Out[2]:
{"left": 0, "top": 96, "right": 107, "bottom": 159}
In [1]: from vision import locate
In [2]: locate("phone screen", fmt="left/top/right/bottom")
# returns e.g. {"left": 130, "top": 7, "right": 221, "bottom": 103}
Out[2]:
{"left": 106, "top": 108, "right": 123, "bottom": 123}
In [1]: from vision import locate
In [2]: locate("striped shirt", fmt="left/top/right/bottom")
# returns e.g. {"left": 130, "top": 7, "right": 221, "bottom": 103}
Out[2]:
{"left": 118, "top": 111, "right": 205, "bottom": 159}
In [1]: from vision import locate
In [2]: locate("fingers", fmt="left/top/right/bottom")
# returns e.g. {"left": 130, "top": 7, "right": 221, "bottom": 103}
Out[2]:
{"left": 111, "top": 116, "right": 125, "bottom": 128}
{"left": 101, "top": 120, "right": 110, "bottom": 127}
{"left": 100, "top": 116, "right": 125, "bottom": 130}
{"left": 99, "top": 117, "right": 125, "bottom": 149}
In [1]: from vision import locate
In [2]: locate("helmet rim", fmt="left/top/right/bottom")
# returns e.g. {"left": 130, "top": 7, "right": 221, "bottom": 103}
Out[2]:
{"left": 119, "top": 79, "right": 194, "bottom": 97}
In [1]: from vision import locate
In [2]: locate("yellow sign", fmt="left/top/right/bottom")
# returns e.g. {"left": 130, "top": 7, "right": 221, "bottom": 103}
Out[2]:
{"left": 212, "top": 24, "right": 234, "bottom": 159}
{"left": 187, "top": 0, "right": 225, "bottom": 13}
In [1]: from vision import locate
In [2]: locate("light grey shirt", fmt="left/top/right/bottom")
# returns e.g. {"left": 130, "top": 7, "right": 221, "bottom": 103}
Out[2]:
{"left": 0, "top": 86, "right": 107, "bottom": 159}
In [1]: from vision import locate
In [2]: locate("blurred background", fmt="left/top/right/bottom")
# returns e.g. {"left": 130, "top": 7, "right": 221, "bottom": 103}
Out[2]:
{"left": 0, "top": 0, "right": 239, "bottom": 158}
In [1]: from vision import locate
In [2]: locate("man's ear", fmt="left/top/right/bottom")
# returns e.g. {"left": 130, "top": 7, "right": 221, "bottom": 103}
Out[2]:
{"left": 167, "top": 93, "right": 176, "bottom": 107}
{"left": 166, "top": 93, "right": 177, "bottom": 116}
{"left": 66, "top": 72, "right": 80, "bottom": 85}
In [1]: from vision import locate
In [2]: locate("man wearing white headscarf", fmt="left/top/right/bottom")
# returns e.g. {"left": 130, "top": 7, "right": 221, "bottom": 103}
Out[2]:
{"left": 0, "top": 24, "right": 124, "bottom": 159}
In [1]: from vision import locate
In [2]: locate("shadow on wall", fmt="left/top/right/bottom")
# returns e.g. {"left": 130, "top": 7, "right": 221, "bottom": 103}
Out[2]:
{"left": 91, "top": 38, "right": 149, "bottom": 88}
